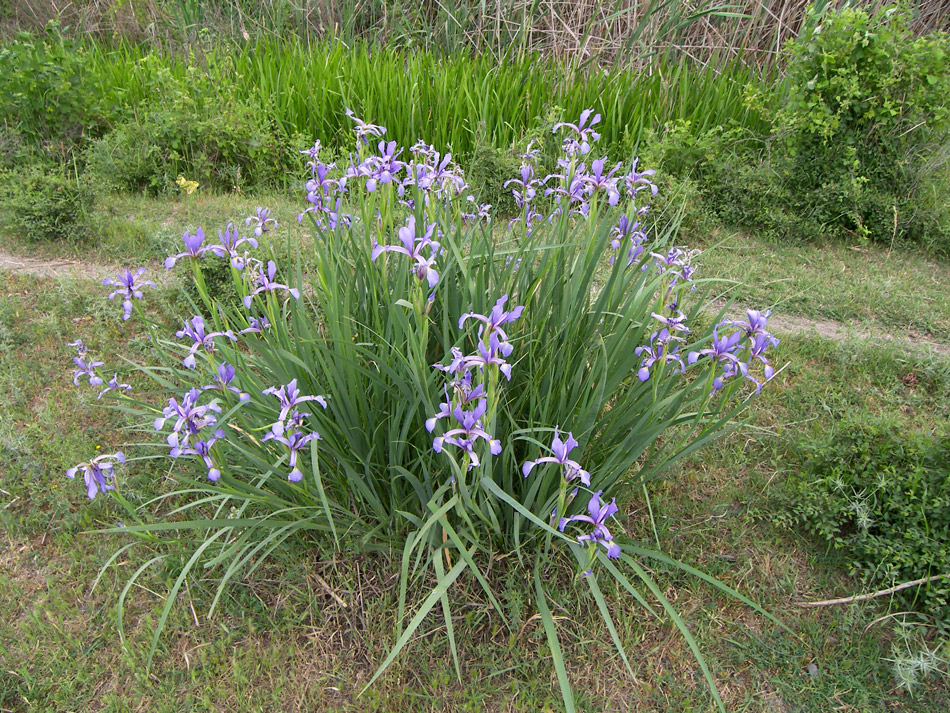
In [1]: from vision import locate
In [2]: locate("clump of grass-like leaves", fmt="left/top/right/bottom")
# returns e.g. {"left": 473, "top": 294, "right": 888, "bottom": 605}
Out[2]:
{"left": 69, "top": 110, "right": 786, "bottom": 710}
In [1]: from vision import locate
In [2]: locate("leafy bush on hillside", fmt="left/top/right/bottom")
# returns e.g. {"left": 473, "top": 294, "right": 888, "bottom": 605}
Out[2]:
{"left": 649, "top": 4, "right": 950, "bottom": 251}
{"left": 83, "top": 51, "right": 291, "bottom": 194}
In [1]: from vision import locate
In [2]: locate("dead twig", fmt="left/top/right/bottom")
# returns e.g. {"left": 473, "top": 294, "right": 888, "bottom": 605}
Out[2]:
{"left": 795, "top": 573, "right": 950, "bottom": 608}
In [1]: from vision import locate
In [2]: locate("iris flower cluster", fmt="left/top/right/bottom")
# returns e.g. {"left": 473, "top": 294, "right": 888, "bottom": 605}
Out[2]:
{"left": 686, "top": 310, "right": 780, "bottom": 393}
{"left": 262, "top": 379, "right": 327, "bottom": 482}
{"left": 299, "top": 113, "right": 486, "bottom": 230}
{"left": 427, "top": 295, "right": 524, "bottom": 470}
{"left": 634, "top": 308, "right": 780, "bottom": 394}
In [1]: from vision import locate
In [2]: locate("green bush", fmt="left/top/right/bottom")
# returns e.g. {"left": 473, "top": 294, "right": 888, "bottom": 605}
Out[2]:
{"left": 84, "top": 99, "right": 289, "bottom": 195}
{"left": 643, "top": 121, "right": 803, "bottom": 241}
{"left": 0, "top": 164, "right": 94, "bottom": 243}
{"left": 777, "top": 3, "right": 950, "bottom": 248}
{"left": 0, "top": 22, "right": 123, "bottom": 153}
{"left": 775, "top": 418, "right": 950, "bottom": 621}
{"left": 82, "top": 46, "right": 292, "bottom": 194}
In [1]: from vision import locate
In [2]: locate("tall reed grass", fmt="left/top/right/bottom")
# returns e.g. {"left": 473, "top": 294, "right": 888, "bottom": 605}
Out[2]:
{"left": 3, "top": 0, "right": 947, "bottom": 69}
{"left": 70, "top": 38, "right": 770, "bottom": 161}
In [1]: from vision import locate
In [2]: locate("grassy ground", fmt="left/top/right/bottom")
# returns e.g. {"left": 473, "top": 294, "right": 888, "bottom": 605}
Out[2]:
{"left": 1, "top": 194, "right": 949, "bottom": 711}
{"left": 6, "top": 190, "right": 949, "bottom": 341}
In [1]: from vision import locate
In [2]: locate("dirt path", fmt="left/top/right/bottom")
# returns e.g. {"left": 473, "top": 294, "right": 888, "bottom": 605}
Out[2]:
{"left": 0, "top": 251, "right": 118, "bottom": 280}
{"left": 705, "top": 301, "right": 950, "bottom": 359}
{"left": 2, "top": 250, "right": 948, "bottom": 358}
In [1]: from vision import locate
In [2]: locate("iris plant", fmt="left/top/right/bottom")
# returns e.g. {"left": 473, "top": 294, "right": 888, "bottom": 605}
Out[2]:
{"left": 522, "top": 428, "right": 591, "bottom": 486}
{"left": 67, "top": 451, "right": 125, "bottom": 500}
{"left": 176, "top": 316, "right": 237, "bottom": 369}
{"left": 103, "top": 268, "right": 154, "bottom": 321}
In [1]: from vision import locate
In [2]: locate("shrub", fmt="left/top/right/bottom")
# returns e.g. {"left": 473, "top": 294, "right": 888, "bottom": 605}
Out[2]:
{"left": 65, "top": 110, "right": 785, "bottom": 711}
{"left": 84, "top": 100, "right": 288, "bottom": 195}
{"left": 775, "top": 418, "right": 950, "bottom": 621}
{"left": 0, "top": 22, "right": 123, "bottom": 153}
{"left": 0, "top": 164, "right": 94, "bottom": 243}
{"left": 777, "top": 3, "right": 950, "bottom": 248}
{"left": 83, "top": 48, "right": 291, "bottom": 194}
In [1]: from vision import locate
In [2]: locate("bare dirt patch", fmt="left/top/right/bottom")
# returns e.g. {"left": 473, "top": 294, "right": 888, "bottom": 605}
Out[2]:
{"left": 707, "top": 301, "right": 950, "bottom": 359}
{"left": 0, "top": 251, "right": 116, "bottom": 280}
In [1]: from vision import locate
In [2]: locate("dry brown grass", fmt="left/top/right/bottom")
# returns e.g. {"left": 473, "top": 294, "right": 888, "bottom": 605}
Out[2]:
{"left": 2, "top": 1, "right": 946, "bottom": 68}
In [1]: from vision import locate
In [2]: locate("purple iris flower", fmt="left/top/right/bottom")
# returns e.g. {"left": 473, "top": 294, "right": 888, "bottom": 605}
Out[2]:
{"left": 164, "top": 228, "right": 209, "bottom": 269}
{"left": 559, "top": 490, "right": 622, "bottom": 559}
{"left": 68, "top": 338, "right": 86, "bottom": 354}
{"left": 520, "top": 141, "right": 541, "bottom": 166}
{"left": 154, "top": 388, "right": 222, "bottom": 450}
{"left": 544, "top": 172, "right": 591, "bottom": 211}
{"left": 609, "top": 215, "right": 647, "bottom": 266}
{"left": 507, "top": 207, "right": 545, "bottom": 236}
{"left": 203, "top": 363, "right": 250, "bottom": 402}
{"left": 176, "top": 315, "right": 237, "bottom": 369}
{"left": 434, "top": 347, "right": 467, "bottom": 377}
{"left": 522, "top": 427, "right": 591, "bottom": 486}
{"left": 72, "top": 354, "right": 104, "bottom": 386}
{"left": 300, "top": 140, "right": 323, "bottom": 163}
{"left": 553, "top": 109, "right": 602, "bottom": 156}
{"left": 582, "top": 158, "right": 623, "bottom": 205}
{"left": 461, "top": 196, "right": 492, "bottom": 222}
{"left": 458, "top": 295, "right": 524, "bottom": 343}
{"left": 650, "top": 247, "right": 700, "bottom": 292}
{"left": 729, "top": 309, "right": 777, "bottom": 344}
{"left": 370, "top": 216, "right": 441, "bottom": 288}
{"left": 462, "top": 331, "right": 514, "bottom": 381}
{"left": 243, "top": 261, "right": 301, "bottom": 309}
{"left": 305, "top": 161, "right": 339, "bottom": 201}
{"left": 239, "top": 316, "right": 271, "bottom": 335}
{"left": 413, "top": 152, "right": 464, "bottom": 197}
{"left": 168, "top": 429, "right": 224, "bottom": 481}
{"left": 504, "top": 163, "right": 539, "bottom": 208}
{"left": 208, "top": 223, "right": 258, "bottom": 269}
{"left": 623, "top": 159, "right": 658, "bottom": 199}
{"left": 103, "top": 268, "right": 155, "bottom": 321}
{"left": 98, "top": 374, "right": 131, "bottom": 400}
{"left": 411, "top": 140, "right": 437, "bottom": 161}
{"left": 425, "top": 396, "right": 454, "bottom": 434}
{"left": 263, "top": 379, "right": 327, "bottom": 436}
{"left": 263, "top": 427, "right": 320, "bottom": 482}
{"left": 67, "top": 451, "right": 125, "bottom": 500}
{"left": 651, "top": 310, "right": 690, "bottom": 335}
{"left": 359, "top": 140, "right": 405, "bottom": 192}
{"left": 432, "top": 399, "right": 502, "bottom": 470}
{"left": 743, "top": 332, "right": 780, "bottom": 393}
{"left": 450, "top": 369, "right": 485, "bottom": 404}
{"left": 687, "top": 324, "right": 749, "bottom": 391}
{"left": 635, "top": 329, "right": 687, "bottom": 381}
{"left": 345, "top": 108, "right": 386, "bottom": 145}
{"left": 245, "top": 207, "right": 277, "bottom": 237}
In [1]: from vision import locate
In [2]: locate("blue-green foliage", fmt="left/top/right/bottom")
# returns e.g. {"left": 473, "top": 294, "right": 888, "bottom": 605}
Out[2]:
{"left": 86, "top": 122, "right": 781, "bottom": 710}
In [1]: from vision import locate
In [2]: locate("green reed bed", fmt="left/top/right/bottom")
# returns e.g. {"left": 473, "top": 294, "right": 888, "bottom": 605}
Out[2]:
{"left": 2, "top": 30, "right": 770, "bottom": 186}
